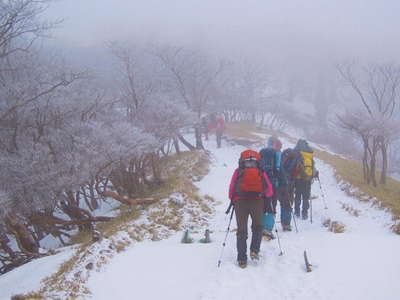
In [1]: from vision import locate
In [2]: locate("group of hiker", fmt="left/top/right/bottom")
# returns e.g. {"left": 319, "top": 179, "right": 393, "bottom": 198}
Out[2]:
{"left": 228, "top": 136, "right": 318, "bottom": 268}
{"left": 201, "top": 113, "right": 225, "bottom": 148}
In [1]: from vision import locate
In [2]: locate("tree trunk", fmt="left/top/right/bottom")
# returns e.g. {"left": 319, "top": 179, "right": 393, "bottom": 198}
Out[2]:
{"left": 0, "top": 232, "right": 16, "bottom": 259}
{"left": 60, "top": 203, "right": 93, "bottom": 231}
{"left": 89, "top": 180, "right": 99, "bottom": 210}
{"left": 173, "top": 137, "right": 181, "bottom": 155}
{"left": 81, "top": 187, "right": 94, "bottom": 211}
{"left": 369, "top": 137, "right": 379, "bottom": 187}
{"left": 151, "top": 152, "right": 162, "bottom": 184}
{"left": 380, "top": 141, "right": 388, "bottom": 185}
{"left": 100, "top": 191, "right": 157, "bottom": 206}
{"left": 195, "top": 126, "right": 204, "bottom": 150}
{"left": 29, "top": 212, "right": 112, "bottom": 228}
{"left": 362, "top": 136, "right": 370, "bottom": 183}
{"left": 5, "top": 214, "right": 39, "bottom": 255}
{"left": 177, "top": 133, "right": 196, "bottom": 151}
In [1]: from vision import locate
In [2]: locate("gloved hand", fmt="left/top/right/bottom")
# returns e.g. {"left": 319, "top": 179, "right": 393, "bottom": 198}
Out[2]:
{"left": 225, "top": 202, "right": 234, "bottom": 214}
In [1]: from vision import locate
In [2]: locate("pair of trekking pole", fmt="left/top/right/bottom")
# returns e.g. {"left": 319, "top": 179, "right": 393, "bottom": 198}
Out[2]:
{"left": 218, "top": 202, "right": 285, "bottom": 267}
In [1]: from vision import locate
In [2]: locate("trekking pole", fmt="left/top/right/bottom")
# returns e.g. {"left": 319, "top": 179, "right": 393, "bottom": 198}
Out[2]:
{"left": 275, "top": 227, "right": 284, "bottom": 256}
{"left": 217, "top": 205, "right": 235, "bottom": 267}
{"left": 310, "top": 196, "right": 313, "bottom": 224}
{"left": 292, "top": 208, "right": 299, "bottom": 233}
{"left": 317, "top": 177, "right": 328, "bottom": 209}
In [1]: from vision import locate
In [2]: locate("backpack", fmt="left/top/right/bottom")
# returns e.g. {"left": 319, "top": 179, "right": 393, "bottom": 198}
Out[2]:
{"left": 281, "top": 148, "right": 302, "bottom": 178}
{"left": 299, "top": 151, "right": 314, "bottom": 180}
{"left": 235, "top": 150, "right": 265, "bottom": 199}
{"left": 259, "top": 147, "right": 278, "bottom": 182}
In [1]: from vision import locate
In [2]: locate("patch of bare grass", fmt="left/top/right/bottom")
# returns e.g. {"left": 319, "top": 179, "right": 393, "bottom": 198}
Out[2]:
{"left": 340, "top": 202, "right": 361, "bottom": 217}
{"left": 323, "top": 218, "right": 346, "bottom": 233}
{"left": 11, "top": 293, "right": 44, "bottom": 300}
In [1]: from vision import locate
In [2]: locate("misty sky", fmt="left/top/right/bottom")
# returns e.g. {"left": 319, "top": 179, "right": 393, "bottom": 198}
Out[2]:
{"left": 45, "top": 0, "right": 400, "bottom": 67}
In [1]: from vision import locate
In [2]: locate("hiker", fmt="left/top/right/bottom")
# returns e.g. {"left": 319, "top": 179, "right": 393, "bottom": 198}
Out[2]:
{"left": 215, "top": 114, "right": 225, "bottom": 148}
{"left": 228, "top": 150, "right": 273, "bottom": 268}
{"left": 293, "top": 139, "right": 318, "bottom": 220}
{"left": 281, "top": 148, "right": 304, "bottom": 225}
{"left": 259, "top": 136, "right": 292, "bottom": 236}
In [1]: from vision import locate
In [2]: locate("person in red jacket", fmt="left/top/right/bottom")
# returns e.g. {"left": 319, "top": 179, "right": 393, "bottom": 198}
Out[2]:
{"left": 228, "top": 150, "right": 273, "bottom": 268}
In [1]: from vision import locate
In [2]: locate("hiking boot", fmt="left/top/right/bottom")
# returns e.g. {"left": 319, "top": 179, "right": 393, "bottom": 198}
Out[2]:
{"left": 302, "top": 212, "right": 308, "bottom": 220}
{"left": 250, "top": 251, "right": 259, "bottom": 260}
{"left": 262, "top": 230, "right": 275, "bottom": 240}
{"left": 238, "top": 260, "right": 247, "bottom": 269}
{"left": 282, "top": 224, "right": 292, "bottom": 232}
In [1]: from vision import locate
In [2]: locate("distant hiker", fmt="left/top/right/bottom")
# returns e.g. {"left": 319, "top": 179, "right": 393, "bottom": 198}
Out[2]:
{"left": 229, "top": 150, "right": 273, "bottom": 268}
{"left": 293, "top": 139, "right": 317, "bottom": 220}
{"left": 260, "top": 136, "right": 292, "bottom": 236}
{"left": 215, "top": 114, "right": 225, "bottom": 148}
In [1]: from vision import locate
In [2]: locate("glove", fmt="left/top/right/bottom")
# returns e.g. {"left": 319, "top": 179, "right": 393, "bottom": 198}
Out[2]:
{"left": 225, "top": 202, "right": 234, "bottom": 214}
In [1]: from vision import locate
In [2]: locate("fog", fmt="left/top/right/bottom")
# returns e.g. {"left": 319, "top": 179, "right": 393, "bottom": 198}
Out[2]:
{"left": 45, "top": 0, "right": 400, "bottom": 69}
{"left": 1, "top": 1, "right": 400, "bottom": 278}
{"left": 41, "top": 0, "right": 400, "bottom": 164}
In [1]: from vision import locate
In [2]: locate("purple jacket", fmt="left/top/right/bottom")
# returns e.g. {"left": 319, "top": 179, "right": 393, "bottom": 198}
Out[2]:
{"left": 229, "top": 168, "right": 273, "bottom": 203}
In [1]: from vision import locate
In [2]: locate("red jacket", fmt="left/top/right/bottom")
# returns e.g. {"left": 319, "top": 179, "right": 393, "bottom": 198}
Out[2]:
{"left": 228, "top": 168, "right": 273, "bottom": 203}
{"left": 208, "top": 117, "right": 225, "bottom": 130}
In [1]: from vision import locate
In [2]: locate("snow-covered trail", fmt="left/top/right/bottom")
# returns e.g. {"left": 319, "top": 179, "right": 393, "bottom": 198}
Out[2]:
{"left": 88, "top": 138, "right": 400, "bottom": 300}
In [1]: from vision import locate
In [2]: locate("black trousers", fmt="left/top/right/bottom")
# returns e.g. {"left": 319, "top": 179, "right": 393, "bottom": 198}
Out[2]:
{"left": 264, "top": 186, "right": 291, "bottom": 213}
{"left": 294, "top": 179, "right": 311, "bottom": 214}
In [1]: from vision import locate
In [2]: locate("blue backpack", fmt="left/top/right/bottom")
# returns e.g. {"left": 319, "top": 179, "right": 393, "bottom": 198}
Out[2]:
{"left": 259, "top": 148, "right": 279, "bottom": 186}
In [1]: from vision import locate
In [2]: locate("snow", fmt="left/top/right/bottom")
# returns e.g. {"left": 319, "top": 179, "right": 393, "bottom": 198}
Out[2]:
{"left": 1, "top": 134, "right": 400, "bottom": 300}
{"left": 0, "top": 247, "right": 76, "bottom": 299}
{"left": 87, "top": 137, "right": 400, "bottom": 300}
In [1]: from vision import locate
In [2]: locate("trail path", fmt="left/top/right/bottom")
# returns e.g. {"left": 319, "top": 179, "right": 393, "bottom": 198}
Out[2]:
{"left": 88, "top": 137, "right": 400, "bottom": 300}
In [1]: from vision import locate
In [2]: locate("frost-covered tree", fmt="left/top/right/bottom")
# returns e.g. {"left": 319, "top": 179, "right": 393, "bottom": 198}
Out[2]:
{"left": 337, "top": 62, "right": 400, "bottom": 185}
{"left": 151, "top": 45, "right": 226, "bottom": 149}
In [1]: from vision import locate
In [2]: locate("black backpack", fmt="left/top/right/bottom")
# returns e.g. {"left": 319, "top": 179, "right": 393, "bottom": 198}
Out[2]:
{"left": 281, "top": 148, "right": 302, "bottom": 178}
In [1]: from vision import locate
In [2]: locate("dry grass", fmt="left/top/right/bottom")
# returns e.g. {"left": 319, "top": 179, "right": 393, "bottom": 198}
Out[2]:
{"left": 318, "top": 150, "right": 400, "bottom": 234}
{"left": 225, "top": 121, "right": 265, "bottom": 141}
{"left": 11, "top": 293, "right": 44, "bottom": 300}
{"left": 225, "top": 121, "right": 295, "bottom": 143}
{"left": 323, "top": 218, "right": 346, "bottom": 233}
{"left": 340, "top": 202, "right": 361, "bottom": 217}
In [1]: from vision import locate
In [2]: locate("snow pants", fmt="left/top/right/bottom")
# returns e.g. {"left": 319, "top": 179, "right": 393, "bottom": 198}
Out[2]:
{"left": 278, "top": 186, "right": 292, "bottom": 226}
{"left": 216, "top": 128, "right": 223, "bottom": 148}
{"left": 287, "top": 180, "right": 295, "bottom": 205}
{"left": 235, "top": 198, "right": 264, "bottom": 262}
{"left": 294, "top": 179, "right": 312, "bottom": 215}
{"left": 263, "top": 186, "right": 292, "bottom": 229}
